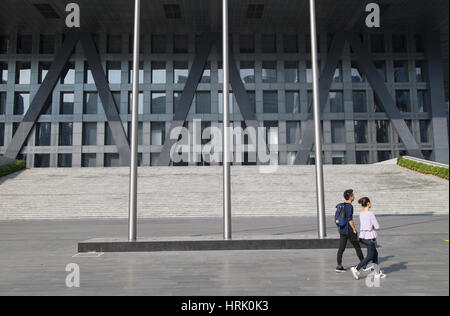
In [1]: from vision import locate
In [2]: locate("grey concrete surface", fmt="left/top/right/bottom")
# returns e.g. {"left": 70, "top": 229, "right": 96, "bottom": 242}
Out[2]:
{"left": 78, "top": 237, "right": 347, "bottom": 253}
{"left": 0, "top": 215, "right": 448, "bottom": 296}
{"left": 0, "top": 164, "right": 448, "bottom": 220}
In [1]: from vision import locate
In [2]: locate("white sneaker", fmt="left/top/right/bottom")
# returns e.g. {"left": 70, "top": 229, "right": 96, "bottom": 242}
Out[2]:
{"left": 350, "top": 267, "right": 361, "bottom": 280}
{"left": 363, "top": 264, "right": 374, "bottom": 272}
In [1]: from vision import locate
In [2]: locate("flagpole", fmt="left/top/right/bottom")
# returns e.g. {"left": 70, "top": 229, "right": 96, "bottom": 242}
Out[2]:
{"left": 309, "top": 0, "right": 327, "bottom": 238}
{"left": 222, "top": 0, "right": 232, "bottom": 240}
{"left": 128, "top": 0, "right": 141, "bottom": 241}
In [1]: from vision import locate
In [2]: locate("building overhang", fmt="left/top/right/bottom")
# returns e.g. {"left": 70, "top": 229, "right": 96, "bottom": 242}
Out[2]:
{"left": 0, "top": 0, "right": 448, "bottom": 98}
{"left": 0, "top": 0, "right": 447, "bottom": 33}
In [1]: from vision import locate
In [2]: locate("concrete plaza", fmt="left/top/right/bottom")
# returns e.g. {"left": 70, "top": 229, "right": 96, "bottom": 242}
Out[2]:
{"left": 0, "top": 215, "right": 448, "bottom": 296}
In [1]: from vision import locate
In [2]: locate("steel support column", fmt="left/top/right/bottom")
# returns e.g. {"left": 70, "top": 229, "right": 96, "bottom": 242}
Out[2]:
{"left": 425, "top": 32, "right": 449, "bottom": 164}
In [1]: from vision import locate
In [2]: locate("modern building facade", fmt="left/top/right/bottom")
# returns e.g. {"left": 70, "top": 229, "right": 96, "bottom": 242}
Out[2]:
{"left": 0, "top": 0, "right": 448, "bottom": 168}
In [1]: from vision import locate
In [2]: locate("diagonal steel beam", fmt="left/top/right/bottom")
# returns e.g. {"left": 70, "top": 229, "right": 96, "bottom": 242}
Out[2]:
{"left": 294, "top": 32, "right": 425, "bottom": 164}
{"left": 213, "top": 38, "right": 257, "bottom": 121}
{"left": 5, "top": 32, "right": 81, "bottom": 160}
{"left": 80, "top": 33, "right": 131, "bottom": 166}
{"left": 214, "top": 35, "right": 260, "bottom": 139}
{"left": 294, "top": 32, "right": 348, "bottom": 165}
{"left": 228, "top": 52, "right": 259, "bottom": 158}
{"left": 348, "top": 33, "right": 424, "bottom": 159}
{"left": 158, "top": 32, "right": 260, "bottom": 166}
{"left": 293, "top": 2, "right": 370, "bottom": 165}
{"left": 158, "top": 33, "right": 216, "bottom": 166}
{"left": 5, "top": 32, "right": 131, "bottom": 165}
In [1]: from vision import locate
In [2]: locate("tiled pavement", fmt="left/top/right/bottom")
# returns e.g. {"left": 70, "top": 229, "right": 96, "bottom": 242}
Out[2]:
{"left": 0, "top": 215, "right": 448, "bottom": 296}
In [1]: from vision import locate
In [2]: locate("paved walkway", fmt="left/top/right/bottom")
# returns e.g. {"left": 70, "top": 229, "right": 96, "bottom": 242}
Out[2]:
{"left": 0, "top": 215, "right": 448, "bottom": 295}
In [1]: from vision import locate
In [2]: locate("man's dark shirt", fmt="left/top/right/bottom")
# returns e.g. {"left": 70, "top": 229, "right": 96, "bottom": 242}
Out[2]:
{"left": 339, "top": 203, "right": 354, "bottom": 236}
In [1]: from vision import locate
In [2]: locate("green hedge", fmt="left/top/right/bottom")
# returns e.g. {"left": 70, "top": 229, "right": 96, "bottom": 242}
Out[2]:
{"left": 0, "top": 160, "right": 26, "bottom": 178}
{"left": 398, "top": 157, "right": 449, "bottom": 180}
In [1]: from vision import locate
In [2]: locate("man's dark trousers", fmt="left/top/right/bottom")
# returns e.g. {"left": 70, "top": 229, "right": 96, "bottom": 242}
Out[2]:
{"left": 337, "top": 232, "right": 364, "bottom": 266}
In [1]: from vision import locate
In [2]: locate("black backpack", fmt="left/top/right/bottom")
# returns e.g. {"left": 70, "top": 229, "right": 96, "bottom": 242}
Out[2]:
{"left": 334, "top": 203, "right": 349, "bottom": 228}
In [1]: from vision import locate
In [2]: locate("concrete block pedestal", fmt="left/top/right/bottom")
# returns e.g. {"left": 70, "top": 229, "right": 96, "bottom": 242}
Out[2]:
{"left": 77, "top": 234, "right": 361, "bottom": 253}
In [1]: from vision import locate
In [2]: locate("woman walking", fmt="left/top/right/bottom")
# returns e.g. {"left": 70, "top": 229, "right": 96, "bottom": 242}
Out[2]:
{"left": 350, "top": 197, "right": 386, "bottom": 280}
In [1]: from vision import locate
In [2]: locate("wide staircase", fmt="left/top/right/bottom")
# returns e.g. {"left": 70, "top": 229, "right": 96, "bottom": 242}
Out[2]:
{"left": 0, "top": 162, "right": 448, "bottom": 220}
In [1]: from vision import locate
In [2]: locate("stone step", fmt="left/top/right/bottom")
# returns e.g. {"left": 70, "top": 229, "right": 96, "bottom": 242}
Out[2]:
{"left": 0, "top": 165, "right": 448, "bottom": 220}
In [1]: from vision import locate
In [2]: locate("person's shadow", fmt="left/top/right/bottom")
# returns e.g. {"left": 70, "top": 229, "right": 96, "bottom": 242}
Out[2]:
{"left": 372, "top": 256, "right": 408, "bottom": 275}
{"left": 382, "top": 261, "right": 408, "bottom": 274}
{"left": 378, "top": 256, "right": 395, "bottom": 264}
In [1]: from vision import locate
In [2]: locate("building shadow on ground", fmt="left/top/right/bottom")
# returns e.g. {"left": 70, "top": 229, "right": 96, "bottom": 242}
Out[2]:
{"left": 0, "top": 170, "right": 26, "bottom": 186}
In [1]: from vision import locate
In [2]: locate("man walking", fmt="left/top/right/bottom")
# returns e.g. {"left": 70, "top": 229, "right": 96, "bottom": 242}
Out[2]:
{"left": 336, "top": 189, "right": 364, "bottom": 273}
